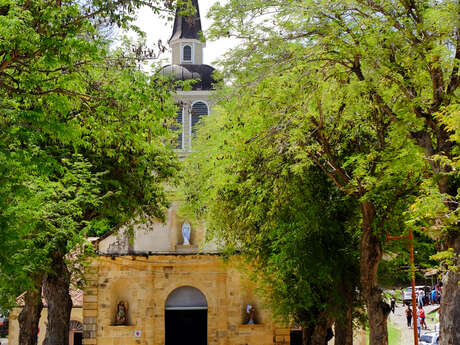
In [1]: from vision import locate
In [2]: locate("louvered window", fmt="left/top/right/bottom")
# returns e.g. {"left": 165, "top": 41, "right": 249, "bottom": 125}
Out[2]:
{"left": 172, "top": 106, "right": 183, "bottom": 149}
{"left": 191, "top": 101, "right": 208, "bottom": 136}
{"left": 183, "top": 45, "right": 192, "bottom": 62}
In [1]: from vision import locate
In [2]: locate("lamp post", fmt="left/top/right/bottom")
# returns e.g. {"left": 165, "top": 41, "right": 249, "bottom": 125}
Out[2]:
{"left": 386, "top": 228, "right": 418, "bottom": 345}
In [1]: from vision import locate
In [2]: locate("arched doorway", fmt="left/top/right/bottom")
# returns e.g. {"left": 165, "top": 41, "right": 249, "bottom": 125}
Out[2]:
{"left": 165, "top": 286, "right": 208, "bottom": 345}
{"left": 69, "top": 320, "right": 83, "bottom": 345}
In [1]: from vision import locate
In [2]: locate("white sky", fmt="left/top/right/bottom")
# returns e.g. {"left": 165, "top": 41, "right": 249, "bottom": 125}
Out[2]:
{"left": 134, "top": 0, "right": 236, "bottom": 68}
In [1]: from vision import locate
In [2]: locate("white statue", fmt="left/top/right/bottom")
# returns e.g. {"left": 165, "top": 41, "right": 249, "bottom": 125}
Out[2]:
{"left": 182, "top": 222, "right": 191, "bottom": 245}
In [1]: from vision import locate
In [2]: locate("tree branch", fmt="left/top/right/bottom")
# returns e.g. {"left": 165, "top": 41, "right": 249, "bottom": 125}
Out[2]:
{"left": 0, "top": 51, "right": 16, "bottom": 74}
{"left": 310, "top": 115, "right": 351, "bottom": 185}
{"left": 447, "top": 27, "right": 460, "bottom": 96}
{"left": 309, "top": 152, "right": 349, "bottom": 195}
{"left": 23, "top": 0, "right": 32, "bottom": 10}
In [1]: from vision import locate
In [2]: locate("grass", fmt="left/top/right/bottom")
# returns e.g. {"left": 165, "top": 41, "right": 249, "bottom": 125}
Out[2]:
{"left": 365, "top": 321, "right": 401, "bottom": 345}
{"left": 388, "top": 321, "right": 402, "bottom": 345}
{"left": 426, "top": 306, "right": 440, "bottom": 329}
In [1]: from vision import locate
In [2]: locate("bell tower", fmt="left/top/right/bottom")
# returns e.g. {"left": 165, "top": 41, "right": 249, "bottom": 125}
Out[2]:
{"left": 169, "top": 0, "right": 205, "bottom": 65}
{"left": 160, "top": 0, "right": 215, "bottom": 152}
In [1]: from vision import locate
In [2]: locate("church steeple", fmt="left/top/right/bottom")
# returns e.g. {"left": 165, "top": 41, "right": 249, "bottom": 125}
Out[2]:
{"left": 169, "top": 0, "right": 205, "bottom": 65}
{"left": 169, "top": 0, "right": 202, "bottom": 42}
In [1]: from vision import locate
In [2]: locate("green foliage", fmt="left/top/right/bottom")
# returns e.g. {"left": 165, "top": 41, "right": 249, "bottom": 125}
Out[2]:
{"left": 387, "top": 321, "right": 401, "bottom": 345}
{"left": 431, "top": 248, "right": 457, "bottom": 273}
{"left": 179, "top": 102, "right": 362, "bottom": 326}
{"left": 379, "top": 232, "right": 437, "bottom": 287}
{"left": 207, "top": 0, "right": 459, "bottom": 201}
{"left": 0, "top": 0, "right": 181, "bottom": 310}
{"left": 181, "top": 0, "right": 458, "bottom": 340}
{"left": 205, "top": 0, "right": 459, "bottom": 271}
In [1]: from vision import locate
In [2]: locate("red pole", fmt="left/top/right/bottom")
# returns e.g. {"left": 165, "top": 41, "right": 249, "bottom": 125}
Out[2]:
{"left": 409, "top": 228, "right": 419, "bottom": 345}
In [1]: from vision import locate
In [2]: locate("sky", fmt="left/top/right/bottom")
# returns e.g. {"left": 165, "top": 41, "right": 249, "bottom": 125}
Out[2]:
{"left": 134, "top": 0, "right": 236, "bottom": 67}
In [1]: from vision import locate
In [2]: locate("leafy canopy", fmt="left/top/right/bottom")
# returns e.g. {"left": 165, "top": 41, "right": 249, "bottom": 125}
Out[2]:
{"left": 0, "top": 0, "right": 181, "bottom": 308}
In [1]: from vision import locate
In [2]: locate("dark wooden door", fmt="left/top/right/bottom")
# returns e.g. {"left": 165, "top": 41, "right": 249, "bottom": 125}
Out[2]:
{"left": 165, "top": 309, "right": 207, "bottom": 345}
{"left": 73, "top": 332, "right": 83, "bottom": 345}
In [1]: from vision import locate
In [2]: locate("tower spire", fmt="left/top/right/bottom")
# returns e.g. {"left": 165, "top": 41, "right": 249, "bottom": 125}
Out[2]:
{"left": 169, "top": 0, "right": 203, "bottom": 43}
{"left": 168, "top": 0, "right": 205, "bottom": 65}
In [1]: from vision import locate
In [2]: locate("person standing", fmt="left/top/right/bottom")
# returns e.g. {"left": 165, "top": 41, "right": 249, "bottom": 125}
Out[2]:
{"left": 417, "top": 315, "right": 421, "bottom": 339}
{"left": 418, "top": 305, "right": 427, "bottom": 329}
{"left": 417, "top": 290, "right": 424, "bottom": 307}
{"left": 406, "top": 305, "right": 413, "bottom": 328}
{"left": 390, "top": 295, "right": 396, "bottom": 313}
{"left": 431, "top": 288, "right": 437, "bottom": 304}
{"left": 436, "top": 282, "right": 442, "bottom": 303}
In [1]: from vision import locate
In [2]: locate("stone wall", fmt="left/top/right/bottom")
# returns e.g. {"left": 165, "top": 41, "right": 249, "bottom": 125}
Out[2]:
{"left": 8, "top": 307, "right": 83, "bottom": 345}
{"left": 83, "top": 255, "right": 289, "bottom": 345}
{"left": 98, "top": 203, "right": 218, "bottom": 256}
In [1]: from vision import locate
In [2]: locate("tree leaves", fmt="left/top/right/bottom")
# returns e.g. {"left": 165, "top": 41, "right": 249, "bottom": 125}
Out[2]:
{"left": 0, "top": 0, "right": 180, "bottom": 311}
{"left": 180, "top": 0, "right": 458, "bottom": 340}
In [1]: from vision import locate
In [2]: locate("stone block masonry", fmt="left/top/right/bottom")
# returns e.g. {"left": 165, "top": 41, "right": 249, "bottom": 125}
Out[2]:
{"left": 83, "top": 261, "right": 99, "bottom": 345}
{"left": 83, "top": 254, "right": 289, "bottom": 345}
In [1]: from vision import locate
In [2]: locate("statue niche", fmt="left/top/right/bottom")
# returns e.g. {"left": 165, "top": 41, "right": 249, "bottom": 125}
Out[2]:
{"left": 246, "top": 304, "right": 256, "bottom": 324}
{"left": 115, "top": 301, "right": 129, "bottom": 325}
{"left": 175, "top": 221, "right": 199, "bottom": 252}
{"left": 182, "top": 222, "right": 191, "bottom": 245}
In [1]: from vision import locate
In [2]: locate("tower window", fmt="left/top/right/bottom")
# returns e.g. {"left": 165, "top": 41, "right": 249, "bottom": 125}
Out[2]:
{"left": 172, "top": 105, "right": 183, "bottom": 149}
{"left": 183, "top": 45, "right": 192, "bottom": 62}
{"left": 191, "top": 101, "right": 209, "bottom": 136}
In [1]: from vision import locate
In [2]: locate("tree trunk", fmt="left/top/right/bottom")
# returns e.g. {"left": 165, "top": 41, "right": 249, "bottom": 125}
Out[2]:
{"left": 18, "top": 276, "right": 43, "bottom": 345}
{"left": 302, "top": 327, "right": 314, "bottom": 345}
{"left": 334, "top": 319, "right": 352, "bottom": 345}
{"left": 334, "top": 283, "right": 353, "bottom": 345}
{"left": 42, "top": 255, "right": 72, "bottom": 345}
{"left": 439, "top": 233, "right": 460, "bottom": 345}
{"left": 310, "top": 318, "right": 328, "bottom": 345}
{"left": 434, "top": 173, "right": 460, "bottom": 345}
{"left": 360, "top": 201, "right": 389, "bottom": 345}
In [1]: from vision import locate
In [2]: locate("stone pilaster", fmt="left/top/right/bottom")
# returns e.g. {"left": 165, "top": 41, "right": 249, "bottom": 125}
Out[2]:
{"left": 274, "top": 328, "right": 290, "bottom": 345}
{"left": 83, "top": 259, "right": 99, "bottom": 345}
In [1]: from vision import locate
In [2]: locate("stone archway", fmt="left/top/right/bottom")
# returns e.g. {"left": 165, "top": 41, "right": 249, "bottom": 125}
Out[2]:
{"left": 165, "top": 286, "right": 208, "bottom": 345}
{"left": 69, "top": 320, "right": 83, "bottom": 345}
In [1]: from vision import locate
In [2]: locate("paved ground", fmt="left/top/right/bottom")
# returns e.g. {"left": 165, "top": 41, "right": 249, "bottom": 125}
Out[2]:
{"left": 388, "top": 302, "right": 439, "bottom": 345}
{"left": 0, "top": 304, "right": 437, "bottom": 345}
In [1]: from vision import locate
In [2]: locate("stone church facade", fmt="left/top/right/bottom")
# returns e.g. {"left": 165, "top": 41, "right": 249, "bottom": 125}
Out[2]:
{"left": 81, "top": 1, "right": 290, "bottom": 345}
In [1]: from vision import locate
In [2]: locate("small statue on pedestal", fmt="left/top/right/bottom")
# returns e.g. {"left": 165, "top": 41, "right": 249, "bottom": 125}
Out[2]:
{"left": 246, "top": 304, "right": 256, "bottom": 324}
{"left": 182, "top": 222, "right": 191, "bottom": 245}
{"left": 115, "top": 301, "right": 128, "bottom": 325}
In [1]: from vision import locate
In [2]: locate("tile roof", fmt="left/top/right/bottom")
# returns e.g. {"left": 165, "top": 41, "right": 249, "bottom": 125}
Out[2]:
{"left": 16, "top": 288, "right": 83, "bottom": 308}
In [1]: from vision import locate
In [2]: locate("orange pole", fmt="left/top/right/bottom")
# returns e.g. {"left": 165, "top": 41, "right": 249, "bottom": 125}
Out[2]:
{"left": 409, "top": 228, "right": 419, "bottom": 345}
